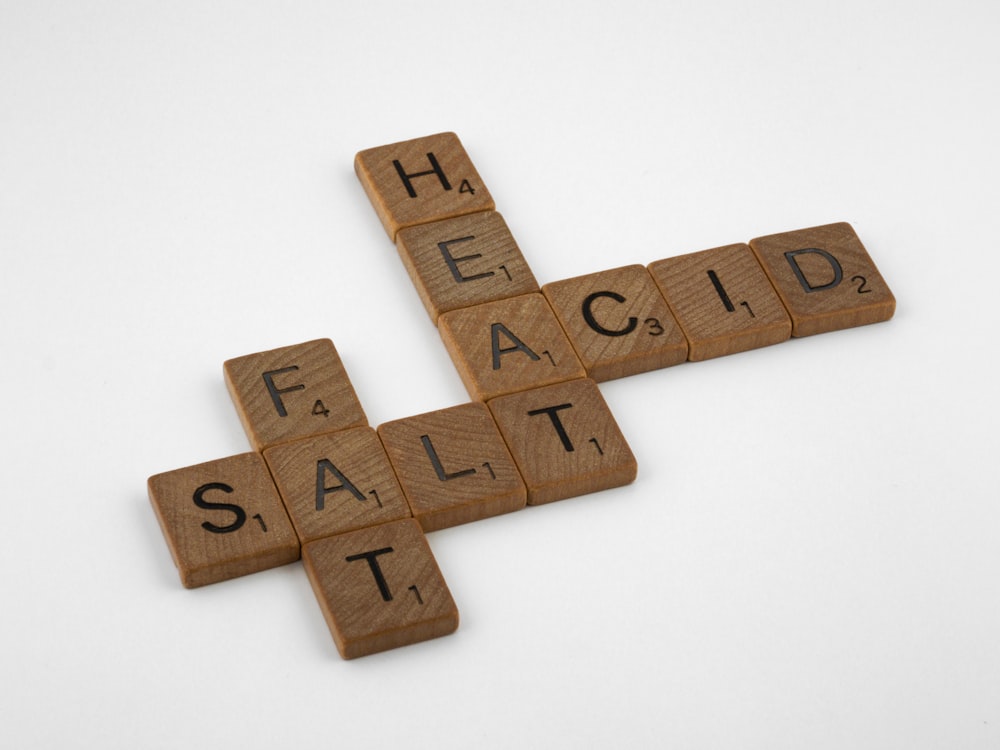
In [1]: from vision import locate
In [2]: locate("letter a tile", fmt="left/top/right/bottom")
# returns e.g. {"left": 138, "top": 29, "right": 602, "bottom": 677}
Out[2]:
{"left": 748, "top": 222, "right": 896, "bottom": 336}
{"left": 355, "top": 132, "right": 495, "bottom": 240}
{"left": 647, "top": 243, "right": 792, "bottom": 361}
{"left": 148, "top": 453, "right": 300, "bottom": 588}
{"left": 263, "top": 426, "right": 412, "bottom": 544}
{"left": 439, "top": 293, "right": 587, "bottom": 401}
{"left": 396, "top": 211, "right": 540, "bottom": 323}
{"left": 543, "top": 265, "right": 688, "bottom": 381}
{"left": 377, "top": 402, "right": 526, "bottom": 532}
{"left": 302, "top": 519, "right": 459, "bottom": 659}
{"left": 487, "top": 378, "right": 637, "bottom": 505}
{"left": 224, "top": 339, "right": 367, "bottom": 451}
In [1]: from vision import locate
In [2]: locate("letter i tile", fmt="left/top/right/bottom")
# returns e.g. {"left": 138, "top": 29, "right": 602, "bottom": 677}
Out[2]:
{"left": 748, "top": 222, "right": 895, "bottom": 336}
{"left": 147, "top": 453, "right": 300, "bottom": 588}
{"left": 302, "top": 519, "right": 460, "bottom": 659}
{"left": 647, "top": 243, "right": 792, "bottom": 361}
{"left": 487, "top": 378, "right": 637, "bottom": 505}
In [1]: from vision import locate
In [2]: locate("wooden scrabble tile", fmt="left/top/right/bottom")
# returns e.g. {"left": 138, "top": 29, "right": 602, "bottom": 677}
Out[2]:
{"left": 487, "top": 378, "right": 636, "bottom": 505}
{"left": 647, "top": 243, "right": 792, "bottom": 361}
{"left": 355, "top": 132, "right": 495, "bottom": 240}
{"left": 438, "top": 293, "right": 587, "bottom": 401}
{"left": 396, "top": 211, "right": 540, "bottom": 323}
{"left": 262, "top": 426, "right": 411, "bottom": 544}
{"left": 302, "top": 519, "right": 459, "bottom": 659}
{"left": 224, "top": 339, "right": 367, "bottom": 451}
{"left": 377, "top": 402, "right": 526, "bottom": 532}
{"left": 542, "top": 265, "right": 689, "bottom": 381}
{"left": 748, "top": 222, "right": 896, "bottom": 336}
{"left": 148, "top": 453, "right": 300, "bottom": 588}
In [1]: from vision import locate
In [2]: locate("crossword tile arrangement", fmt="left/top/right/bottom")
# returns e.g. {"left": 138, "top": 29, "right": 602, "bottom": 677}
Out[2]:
{"left": 148, "top": 132, "right": 896, "bottom": 659}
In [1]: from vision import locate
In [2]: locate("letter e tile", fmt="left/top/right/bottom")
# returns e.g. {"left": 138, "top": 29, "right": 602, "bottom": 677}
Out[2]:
{"left": 647, "top": 243, "right": 792, "bottom": 361}
{"left": 263, "top": 426, "right": 411, "bottom": 544}
{"left": 302, "top": 519, "right": 459, "bottom": 659}
{"left": 396, "top": 211, "right": 539, "bottom": 323}
{"left": 224, "top": 339, "right": 367, "bottom": 451}
{"left": 147, "top": 453, "right": 300, "bottom": 588}
{"left": 487, "top": 378, "right": 637, "bottom": 505}
{"left": 355, "top": 132, "right": 495, "bottom": 240}
{"left": 748, "top": 222, "right": 895, "bottom": 336}
{"left": 543, "top": 265, "right": 688, "bottom": 381}
{"left": 377, "top": 402, "right": 526, "bottom": 532}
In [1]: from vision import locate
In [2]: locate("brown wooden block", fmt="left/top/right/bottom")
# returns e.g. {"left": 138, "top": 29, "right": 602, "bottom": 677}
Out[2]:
{"left": 438, "top": 293, "right": 587, "bottom": 401}
{"left": 302, "top": 519, "right": 459, "bottom": 659}
{"left": 542, "top": 265, "right": 689, "bottom": 381}
{"left": 355, "top": 132, "right": 495, "bottom": 240}
{"left": 377, "top": 402, "right": 526, "bottom": 532}
{"left": 395, "top": 211, "right": 540, "bottom": 323}
{"left": 224, "top": 339, "right": 367, "bottom": 451}
{"left": 487, "top": 378, "right": 636, "bottom": 506}
{"left": 748, "top": 222, "right": 896, "bottom": 337}
{"left": 647, "top": 243, "right": 792, "bottom": 361}
{"left": 262, "top": 426, "right": 411, "bottom": 544}
{"left": 148, "top": 453, "right": 300, "bottom": 588}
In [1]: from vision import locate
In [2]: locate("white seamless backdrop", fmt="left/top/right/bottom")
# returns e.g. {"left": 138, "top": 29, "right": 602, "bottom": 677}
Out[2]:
{"left": 1, "top": 2, "right": 997, "bottom": 748}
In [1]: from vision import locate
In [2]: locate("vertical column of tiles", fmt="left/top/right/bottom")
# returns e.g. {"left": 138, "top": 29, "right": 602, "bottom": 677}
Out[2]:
{"left": 263, "top": 426, "right": 411, "bottom": 544}
{"left": 148, "top": 453, "right": 300, "bottom": 588}
{"left": 438, "top": 293, "right": 586, "bottom": 401}
{"left": 355, "top": 132, "right": 495, "bottom": 240}
{"left": 377, "top": 402, "right": 526, "bottom": 532}
{"left": 542, "top": 264, "right": 689, "bottom": 381}
{"left": 488, "top": 378, "right": 637, "bottom": 505}
{"left": 647, "top": 243, "right": 792, "bottom": 361}
{"left": 302, "top": 518, "right": 459, "bottom": 659}
{"left": 395, "top": 211, "right": 539, "bottom": 323}
{"left": 748, "top": 222, "right": 896, "bottom": 336}
{"left": 224, "top": 338, "right": 367, "bottom": 451}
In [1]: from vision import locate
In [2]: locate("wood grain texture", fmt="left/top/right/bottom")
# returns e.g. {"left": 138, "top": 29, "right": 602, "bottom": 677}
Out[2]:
{"left": 377, "top": 402, "right": 526, "bottom": 532}
{"left": 438, "top": 293, "right": 586, "bottom": 401}
{"left": 749, "top": 222, "right": 896, "bottom": 336}
{"left": 396, "top": 211, "right": 539, "bottom": 323}
{"left": 647, "top": 243, "right": 791, "bottom": 361}
{"left": 487, "top": 378, "right": 637, "bottom": 505}
{"left": 302, "top": 519, "right": 459, "bottom": 659}
{"left": 147, "top": 453, "right": 300, "bottom": 588}
{"left": 543, "top": 264, "right": 688, "bottom": 381}
{"left": 263, "top": 426, "right": 411, "bottom": 544}
{"left": 355, "top": 132, "right": 495, "bottom": 240}
{"left": 224, "top": 338, "right": 367, "bottom": 451}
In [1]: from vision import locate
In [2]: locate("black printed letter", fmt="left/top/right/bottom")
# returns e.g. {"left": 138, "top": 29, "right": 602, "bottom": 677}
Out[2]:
{"left": 393, "top": 152, "right": 451, "bottom": 198}
{"left": 262, "top": 366, "right": 305, "bottom": 417}
{"left": 527, "top": 403, "right": 576, "bottom": 452}
{"left": 784, "top": 248, "right": 844, "bottom": 292}
{"left": 582, "top": 291, "right": 638, "bottom": 337}
{"left": 345, "top": 547, "right": 395, "bottom": 601}
{"left": 193, "top": 482, "right": 247, "bottom": 534}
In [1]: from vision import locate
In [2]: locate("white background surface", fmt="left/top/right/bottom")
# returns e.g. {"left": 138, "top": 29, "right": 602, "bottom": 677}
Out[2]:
{"left": 2, "top": 1, "right": 998, "bottom": 747}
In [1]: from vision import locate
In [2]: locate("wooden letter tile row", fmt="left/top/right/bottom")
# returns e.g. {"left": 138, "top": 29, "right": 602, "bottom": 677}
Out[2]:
{"left": 148, "top": 131, "right": 895, "bottom": 661}
{"left": 150, "top": 336, "right": 636, "bottom": 657}
{"left": 355, "top": 132, "right": 894, "bottom": 405}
